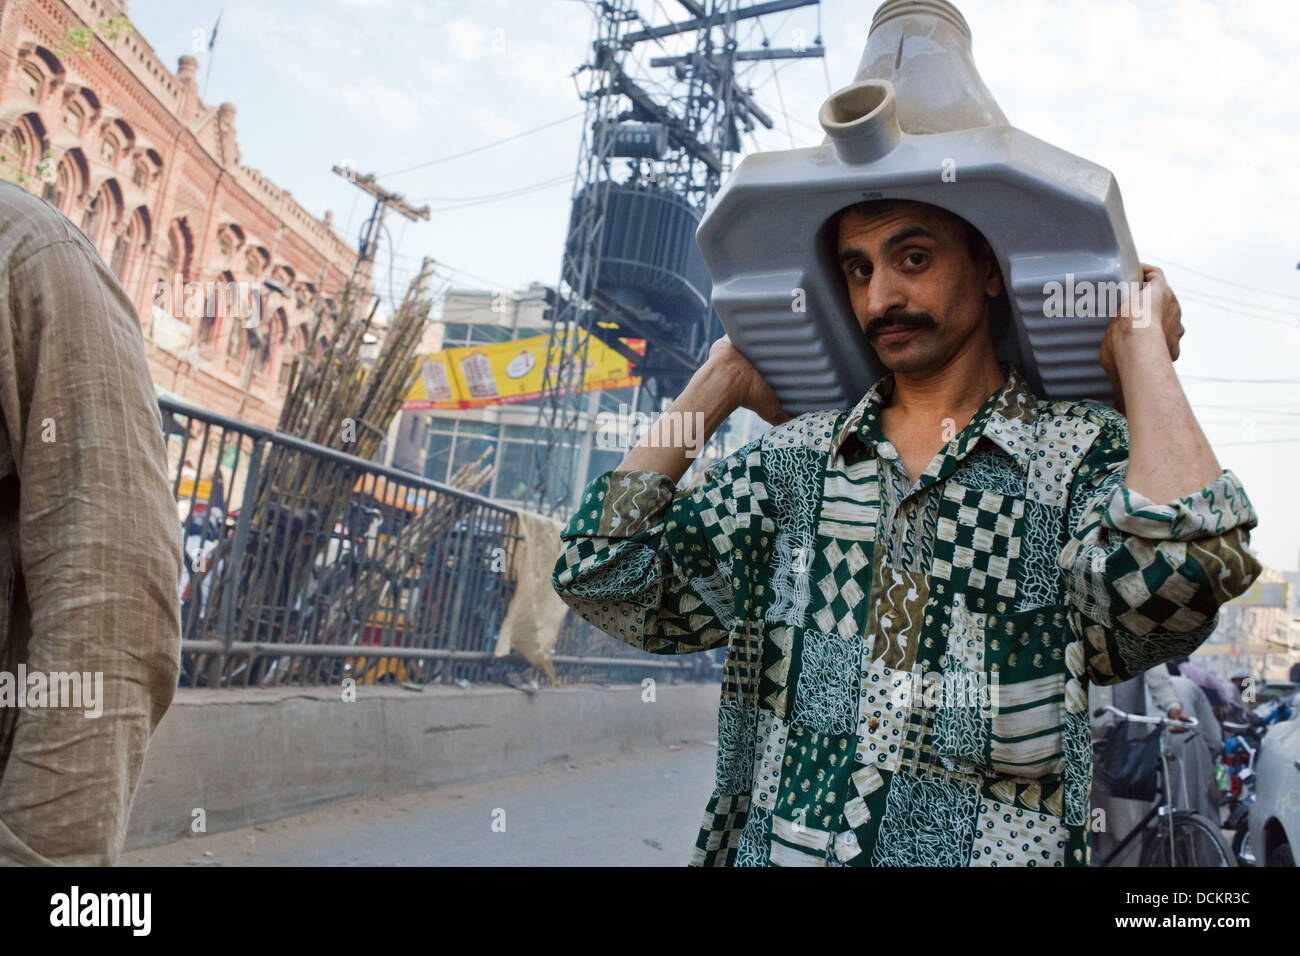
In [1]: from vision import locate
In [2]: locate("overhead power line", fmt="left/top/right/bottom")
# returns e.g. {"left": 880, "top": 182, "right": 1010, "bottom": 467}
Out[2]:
{"left": 1149, "top": 255, "right": 1300, "bottom": 302}
{"left": 378, "top": 112, "right": 585, "bottom": 178}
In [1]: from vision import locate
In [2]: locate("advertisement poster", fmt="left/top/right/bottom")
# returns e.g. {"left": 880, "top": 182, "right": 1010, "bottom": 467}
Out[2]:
{"left": 402, "top": 331, "right": 644, "bottom": 410}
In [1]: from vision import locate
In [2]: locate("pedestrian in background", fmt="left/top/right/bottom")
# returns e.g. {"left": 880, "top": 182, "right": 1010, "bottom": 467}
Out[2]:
{"left": 1164, "top": 666, "right": 1222, "bottom": 825}
{"left": 0, "top": 183, "right": 182, "bottom": 865}
{"left": 1090, "top": 664, "right": 1185, "bottom": 865}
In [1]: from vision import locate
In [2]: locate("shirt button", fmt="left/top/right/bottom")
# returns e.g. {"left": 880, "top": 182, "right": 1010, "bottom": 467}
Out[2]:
{"left": 834, "top": 830, "right": 861, "bottom": 861}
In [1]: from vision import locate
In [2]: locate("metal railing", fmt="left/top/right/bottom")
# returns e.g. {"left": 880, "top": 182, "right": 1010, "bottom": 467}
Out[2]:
{"left": 162, "top": 396, "right": 711, "bottom": 688}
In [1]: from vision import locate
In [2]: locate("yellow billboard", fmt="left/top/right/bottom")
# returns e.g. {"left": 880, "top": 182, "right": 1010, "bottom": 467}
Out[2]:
{"left": 1227, "top": 581, "right": 1289, "bottom": 608}
{"left": 402, "top": 331, "right": 643, "bottom": 410}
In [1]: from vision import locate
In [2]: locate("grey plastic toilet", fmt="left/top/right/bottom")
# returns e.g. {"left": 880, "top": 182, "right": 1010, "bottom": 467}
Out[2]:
{"left": 695, "top": 0, "right": 1141, "bottom": 413}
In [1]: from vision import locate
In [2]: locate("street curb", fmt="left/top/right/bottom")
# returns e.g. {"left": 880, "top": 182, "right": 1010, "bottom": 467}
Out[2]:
{"left": 124, "top": 680, "right": 721, "bottom": 850}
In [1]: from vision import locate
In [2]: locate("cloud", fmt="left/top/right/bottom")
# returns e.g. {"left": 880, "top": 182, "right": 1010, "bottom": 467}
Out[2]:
{"left": 470, "top": 106, "right": 519, "bottom": 141}
{"left": 446, "top": 17, "right": 486, "bottom": 61}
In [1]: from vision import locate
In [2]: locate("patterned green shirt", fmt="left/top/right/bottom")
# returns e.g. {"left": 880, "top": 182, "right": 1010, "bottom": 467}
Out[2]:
{"left": 552, "top": 363, "right": 1261, "bottom": 866}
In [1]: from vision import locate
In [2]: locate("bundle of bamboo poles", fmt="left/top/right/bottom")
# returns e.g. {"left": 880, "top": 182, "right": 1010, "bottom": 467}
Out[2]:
{"left": 308, "top": 447, "right": 500, "bottom": 646}
{"left": 202, "top": 262, "right": 450, "bottom": 654}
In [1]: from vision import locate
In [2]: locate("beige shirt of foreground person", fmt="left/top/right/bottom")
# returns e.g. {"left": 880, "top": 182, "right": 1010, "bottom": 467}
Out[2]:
{"left": 0, "top": 183, "right": 181, "bottom": 865}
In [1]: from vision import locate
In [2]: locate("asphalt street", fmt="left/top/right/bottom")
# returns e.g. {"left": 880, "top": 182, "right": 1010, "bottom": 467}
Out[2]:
{"left": 124, "top": 741, "right": 718, "bottom": 866}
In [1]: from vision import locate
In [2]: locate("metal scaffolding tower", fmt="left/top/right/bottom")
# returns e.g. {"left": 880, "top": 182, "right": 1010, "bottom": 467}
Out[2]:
{"left": 526, "top": 0, "right": 824, "bottom": 516}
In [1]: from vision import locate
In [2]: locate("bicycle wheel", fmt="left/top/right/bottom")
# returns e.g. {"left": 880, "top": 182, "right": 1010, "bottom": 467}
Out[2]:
{"left": 1138, "top": 811, "right": 1236, "bottom": 867}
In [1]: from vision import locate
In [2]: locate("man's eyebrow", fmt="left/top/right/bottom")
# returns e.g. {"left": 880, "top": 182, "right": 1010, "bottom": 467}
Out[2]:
{"left": 882, "top": 225, "right": 938, "bottom": 254}
{"left": 838, "top": 225, "right": 940, "bottom": 265}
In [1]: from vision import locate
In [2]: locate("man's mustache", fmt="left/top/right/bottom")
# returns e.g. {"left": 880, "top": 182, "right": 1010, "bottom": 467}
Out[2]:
{"left": 864, "top": 311, "right": 937, "bottom": 336}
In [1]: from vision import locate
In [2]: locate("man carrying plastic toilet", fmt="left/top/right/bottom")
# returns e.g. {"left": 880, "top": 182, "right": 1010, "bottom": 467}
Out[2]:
{"left": 552, "top": 197, "right": 1261, "bottom": 866}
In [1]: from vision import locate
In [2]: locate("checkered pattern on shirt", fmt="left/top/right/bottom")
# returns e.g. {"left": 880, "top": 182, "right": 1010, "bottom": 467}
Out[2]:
{"left": 553, "top": 364, "right": 1263, "bottom": 867}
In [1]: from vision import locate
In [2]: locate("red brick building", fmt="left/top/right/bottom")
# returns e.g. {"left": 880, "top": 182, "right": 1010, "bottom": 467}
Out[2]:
{"left": 0, "top": 0, "right": 363, "bottom": 428}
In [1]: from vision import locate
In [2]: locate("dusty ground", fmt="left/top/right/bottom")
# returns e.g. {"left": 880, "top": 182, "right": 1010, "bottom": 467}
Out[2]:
{"left": 122, "top": 740, "right": 718, "bottom": 866}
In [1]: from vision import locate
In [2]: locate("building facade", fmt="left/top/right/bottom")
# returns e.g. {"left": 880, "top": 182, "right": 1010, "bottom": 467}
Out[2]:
{"left": 0, "top": 0, "right": 361, "bottom": 428}
{"left": 1197, "top": 565, "right": 1300, "bottom": 684}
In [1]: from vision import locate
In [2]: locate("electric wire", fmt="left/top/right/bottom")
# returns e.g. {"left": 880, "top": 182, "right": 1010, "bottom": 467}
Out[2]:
{"left": 377, "top": 112, "right": 585, "bottom": 178}
{"left": 1148, "top": 255, "right": 1300, "bottom": 302}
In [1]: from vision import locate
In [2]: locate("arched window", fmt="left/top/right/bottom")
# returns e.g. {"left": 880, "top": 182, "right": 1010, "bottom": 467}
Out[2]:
{"left": 84, "top": 178, "right": 122, "bottom": 249}
{"left": 44, "top": 148, "right": 87, "bottom": 216}
{"left": 112, "top": 205, "right": 149, "bottom": 286}
{"left": 216, "top": 222, "right": 244, "bottom": 260}
{"left": 101, "top": 135, "right": 117, "bottom": 165}
{"left": 20, "top": 66, "right": 41, "bottom": 99}
{"left": 6, "top": 113, "right": 46, "bottom": 183}
{"left": 278, "top": 331, "right": 298, "bottom": 390}
{"left": 30, "top": 46, "right": 64, "bottom": 76}
{"left": 3, "top": 124, "right": 33, "bottom": 178}
{"left": 44, "top": 157, "right": 72, "bottom": 210}
{"left": 254, "top": 307, "right": 286, "bottom": 378}
{"left": 110, "top": 218, "right": 130, "bottom": 278}
{"left": 245, "top": 245, "right": 269, "bottom": 279}
{"left": 62, "top": 102, "right": 83, "bottom": 136}
{"left": 80, "top": 193, "right": 97, "bottom": 234}
{"left": 112, "top": 118, "right": 135, "bottom": 146}
{"left": 202, "top": 270, "right": 236, "bottom": 346}
{"left": 226, "top": 314, "right": 245, "bottom": 360}
{"left": 161, "top": 218, "right": 194, "bottom": 285}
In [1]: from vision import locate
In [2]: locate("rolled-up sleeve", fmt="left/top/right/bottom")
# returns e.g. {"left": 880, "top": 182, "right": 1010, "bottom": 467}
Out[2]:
{"left": 552, "top": 437, "right": 769, "bottom": 655}
{"left": 1058, "top": 414, "right": 1261, "bottom": 685}
{"left": 0, "top": 229, "right": 182, "bottom": 865}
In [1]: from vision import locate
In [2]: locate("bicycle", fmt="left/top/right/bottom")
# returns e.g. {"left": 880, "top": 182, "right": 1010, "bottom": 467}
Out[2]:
{"left": 180, "top": 501, "right": 328, "bottom": 686}
{"left": 1092, "top": 703, "right": 1236, "bottom": 867}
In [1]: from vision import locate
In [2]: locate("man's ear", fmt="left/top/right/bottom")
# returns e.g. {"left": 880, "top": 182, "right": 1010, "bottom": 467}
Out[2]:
{"left": 979, "top": 241, "right": 1004, "bottom": 298}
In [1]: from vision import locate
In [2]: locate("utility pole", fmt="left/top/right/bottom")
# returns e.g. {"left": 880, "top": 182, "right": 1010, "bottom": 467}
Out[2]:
{"left": 331, "top": 165, "right": 430, "bottom": 315}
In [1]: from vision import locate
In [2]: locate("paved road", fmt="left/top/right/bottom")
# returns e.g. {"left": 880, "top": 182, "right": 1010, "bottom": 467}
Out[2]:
{"left": 124, "top": 741, "right": 718, "bottom": 866}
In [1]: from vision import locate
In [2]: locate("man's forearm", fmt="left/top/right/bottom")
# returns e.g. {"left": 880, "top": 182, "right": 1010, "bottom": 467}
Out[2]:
{"left": 618, "top": 362, "right": 744, "bottom": 484}
{"left": 1114, "top": 326, "right": 1222, "bottom": 504}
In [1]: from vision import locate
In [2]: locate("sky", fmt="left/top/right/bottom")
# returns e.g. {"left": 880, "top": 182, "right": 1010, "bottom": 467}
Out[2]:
{"left": 124, "top": 0, "right": 1300, "bottom": 571}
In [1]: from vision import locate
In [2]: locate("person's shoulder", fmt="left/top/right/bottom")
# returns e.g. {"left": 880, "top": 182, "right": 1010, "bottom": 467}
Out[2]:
{"left": 758, "top": 407, "right": 843, "bottom": 453}
{"left": 1042, "top": 395, "right": 1126, "bottom": 430}
{"left": 696, "top": 407, "right": 842, "bottom": 488}
{"left": 1039, "top": 395, "right": 1130, "bottom": 447}
{"left": 0, "top": 181, "right": 84, "bottom": 264}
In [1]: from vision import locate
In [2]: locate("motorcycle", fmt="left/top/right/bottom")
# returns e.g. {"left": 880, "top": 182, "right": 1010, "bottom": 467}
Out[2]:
{"left": 1219, "top": 722, "right": 1259, "bottom": 865}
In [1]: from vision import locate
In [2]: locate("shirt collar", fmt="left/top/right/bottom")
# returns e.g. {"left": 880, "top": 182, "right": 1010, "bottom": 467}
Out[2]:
{"left": 829, "top": 362, "right": 1041, "bottom": 477}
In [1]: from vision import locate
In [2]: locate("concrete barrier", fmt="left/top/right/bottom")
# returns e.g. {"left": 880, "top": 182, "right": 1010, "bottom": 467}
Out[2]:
{"left": 124, "top": 680, "right": 722, "bottom": 850}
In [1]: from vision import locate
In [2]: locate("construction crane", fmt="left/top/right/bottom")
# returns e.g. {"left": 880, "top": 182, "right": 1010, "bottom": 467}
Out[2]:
{"left": 526, "top": 0, "right": 825, "bottom": 516}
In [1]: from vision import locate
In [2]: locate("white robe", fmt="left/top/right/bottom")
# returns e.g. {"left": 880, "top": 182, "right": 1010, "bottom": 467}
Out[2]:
{"left": 1163, "top": 674, "right": 1223, "bottom": 824}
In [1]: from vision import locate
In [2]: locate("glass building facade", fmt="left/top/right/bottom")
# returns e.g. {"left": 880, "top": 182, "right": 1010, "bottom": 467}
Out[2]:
{"left": 387, "top": 284, "right": 761, "bottom": 512}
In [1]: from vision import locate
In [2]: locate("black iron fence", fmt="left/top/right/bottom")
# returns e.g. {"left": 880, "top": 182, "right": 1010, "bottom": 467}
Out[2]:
{"left": 160, "top": 396, "right": 712, "bottom": 688}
